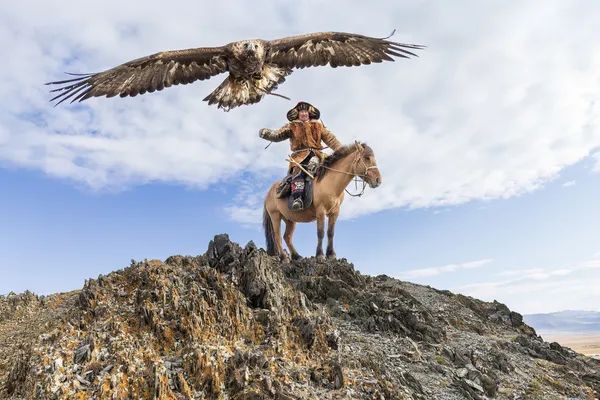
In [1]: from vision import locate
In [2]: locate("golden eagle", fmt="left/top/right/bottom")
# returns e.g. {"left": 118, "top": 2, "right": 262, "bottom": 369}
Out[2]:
{"left": 46, "top": 30, "right": 425, "bottom": 111}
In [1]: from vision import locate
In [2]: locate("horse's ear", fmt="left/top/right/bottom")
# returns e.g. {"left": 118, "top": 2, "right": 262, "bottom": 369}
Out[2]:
{"left": 355, "top": 141, "right": 364, "bottom": 152}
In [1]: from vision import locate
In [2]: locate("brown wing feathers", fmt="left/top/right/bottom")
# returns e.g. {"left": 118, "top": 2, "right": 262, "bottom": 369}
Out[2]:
{"left": 45, "top": 30, "right": 424, "bottom": 107}
{"left": 266, "top": 31, "right": 425, "bottom": 69}
{"left": 46, "top": 48, "right": 228, "bottom": 106}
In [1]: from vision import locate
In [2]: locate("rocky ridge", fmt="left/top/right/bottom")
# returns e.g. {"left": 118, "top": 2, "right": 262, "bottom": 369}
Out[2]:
{"left": 1, "top": 234, "right": 599, "bottom": 399}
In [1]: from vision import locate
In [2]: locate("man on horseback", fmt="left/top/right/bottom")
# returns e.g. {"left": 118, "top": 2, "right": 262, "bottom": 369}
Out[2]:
{"left": 259, "top": 101, "right": 342, "bottom": 210}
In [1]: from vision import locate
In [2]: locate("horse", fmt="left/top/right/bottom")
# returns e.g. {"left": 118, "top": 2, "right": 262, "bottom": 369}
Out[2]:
{"left": 262, "top": 141, "right": 382, "bottom": 262}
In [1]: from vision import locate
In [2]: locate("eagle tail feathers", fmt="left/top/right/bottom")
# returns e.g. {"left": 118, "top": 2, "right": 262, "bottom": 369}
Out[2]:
{"left": 203, "top": 64, "right": 293, "bottom": 111}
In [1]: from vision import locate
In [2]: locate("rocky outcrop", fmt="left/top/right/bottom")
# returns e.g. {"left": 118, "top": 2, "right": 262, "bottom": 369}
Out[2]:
{"left": 0, "top": 234, "right": 599, "bottom": 399}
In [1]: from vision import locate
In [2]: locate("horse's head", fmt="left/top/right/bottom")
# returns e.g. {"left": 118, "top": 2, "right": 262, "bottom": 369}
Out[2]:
{"left": 315, "top": 141, "right": 382, "bottom": 189}
{"left": 352, "top": 141, "right": 382, "bottom": 188}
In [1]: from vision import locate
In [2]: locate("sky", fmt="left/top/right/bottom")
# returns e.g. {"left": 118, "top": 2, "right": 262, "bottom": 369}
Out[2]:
{"left": 1, "top": 0, "right": 600, "bottom": 315}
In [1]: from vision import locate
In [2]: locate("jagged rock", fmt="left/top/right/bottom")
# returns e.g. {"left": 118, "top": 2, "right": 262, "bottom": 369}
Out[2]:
{"left": 3, "top": 344, "right": 31, "bottom": 396}
{"left": 0, "top": 233, "right": 599, "bottom": 399}
{"left": 509, "top": 310, "right": 524, "bottom": 327}
{"left": 454, "top": 378, "right": 485, "bottom": 400}
{"left": 465, "top": 378, "right": 484, "bottom": 392}
{"left": 330, "top": 360, "right": 344, "bottom": 389}
{"left": 292, "top": 316, "right": 316, "bottom": 348}
{"left": 515, "top": 335, "right": 569, "bottom": 364}
{"left": 325, "top": 329, "right": 340, "bottom": 350}
{"left": 480, "top": 374, "right": 497, "bottom": 397}
{"left": 73, "top": 343, "right": 91, "bottom": 364}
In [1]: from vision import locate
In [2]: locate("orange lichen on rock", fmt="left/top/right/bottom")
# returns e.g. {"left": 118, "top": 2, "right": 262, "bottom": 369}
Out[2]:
{"left": 3, "top": 234, "right": 600, "bottom": 399}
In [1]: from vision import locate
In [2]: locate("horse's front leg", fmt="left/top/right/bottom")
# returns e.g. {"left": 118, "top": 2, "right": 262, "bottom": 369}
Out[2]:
{"left": 315, "top": 212, "right": 326, "bottom": 261}
{"left": 326, "top": 212, "right": 339, "bottom": 260}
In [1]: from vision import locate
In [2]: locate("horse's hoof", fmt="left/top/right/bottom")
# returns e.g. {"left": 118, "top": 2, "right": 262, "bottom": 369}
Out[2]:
{"left": 279, "top": 254, "right": 290, "bottom": 264}
{"left": 291, "top": 253, "right": 302, "bottom": 261}
{"left": 327, "top": 253, "right": 337, "bottom": 260}
{"left": 316, "top": 254, "right": 326, "bottom": 262}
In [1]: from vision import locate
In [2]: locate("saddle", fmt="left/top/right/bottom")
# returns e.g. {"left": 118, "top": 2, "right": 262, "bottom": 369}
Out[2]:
{"left": 276, "top": 174, "right": 315, "bottom": 210}
{"left": 287, "top": 177, "right": 314, "bottom": 210}
{"left": 276, "top": 153, "right": 324, "bottom": 211}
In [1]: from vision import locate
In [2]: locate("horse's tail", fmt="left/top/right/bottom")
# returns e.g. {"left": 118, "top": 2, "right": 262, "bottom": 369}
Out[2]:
{"left": 263, "top": 202, "right": 277, "bottom": 256}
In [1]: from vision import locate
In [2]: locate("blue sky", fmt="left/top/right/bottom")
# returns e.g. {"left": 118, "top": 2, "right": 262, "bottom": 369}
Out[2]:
{"left": 1, "top": 0, "right": 600, "bottom": 314}
{"left": 2, "top": 155, "right": 599, "bottom": 314}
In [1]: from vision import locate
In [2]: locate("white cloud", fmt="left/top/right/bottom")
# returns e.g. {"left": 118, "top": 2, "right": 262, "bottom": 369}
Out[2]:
{"left": 563, "top": 180, "right": 576, "bottom": 187}
{"left": 224, "top": 206, "right": 263, "bottom": 226}
{"left": 452, "top": 253, "right": 600, "bottom": 314}
{"left": 397, "top": 258, "right": 493, "bottom": 279}
{"left": 1, "top": 0, "right": 600, "bottom": 223}
{"left": 496, "top": 268, "right": 544, "bottom": 277}
{"left": 222, "top": 173, "right": 276, "bottom": 225}
{"left": 580, "top": 258, "right": 600, "bottom": 270}
{"left": 593, "top": 151, "right": 600, "bottom": 172}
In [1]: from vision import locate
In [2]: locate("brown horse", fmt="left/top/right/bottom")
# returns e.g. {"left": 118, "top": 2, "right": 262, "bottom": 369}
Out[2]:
{"left": 262, "top": 141, "right": 382, "bottom": 262}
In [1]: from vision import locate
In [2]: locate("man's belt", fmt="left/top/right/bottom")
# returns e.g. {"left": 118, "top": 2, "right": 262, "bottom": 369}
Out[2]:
{"left": 291, "top": 147, "right": 321, "bottom": 154}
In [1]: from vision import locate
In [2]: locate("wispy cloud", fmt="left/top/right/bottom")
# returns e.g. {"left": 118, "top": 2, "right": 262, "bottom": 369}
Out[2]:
{"left": 495, "top": 268, "right": 544, "bottom": 277}
{"left": 398, "top": 258, "right": 493, "bottom": 279}
{"left": 458, "top": 260, "right": 600, "bottom": 292}
{"left": 563, "top": 180, "right": 576, "bottom": 187}
{"left": 580, "top": 258, "right": 600, "bottom": 270}
{"left": 222, "top": 173, "right": 273, "bottom": 225}
{"left": 451, "top": 253, "right": 600, "bottom": 313}
{"left": 593, "top": 151, "right": 600, "bottom": 173}
{"left": 224, "top": 206, "right": 263, "bottom": 227}
{"left": 1, "top": 0, "right": 600, "bottom": 223}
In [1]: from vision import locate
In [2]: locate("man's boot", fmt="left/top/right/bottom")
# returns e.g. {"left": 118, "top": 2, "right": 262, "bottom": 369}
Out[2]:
{"left": 290, "top": 175, "right": 305, "bottom": 210}
{"left": 307, "top": 156, "right": 320, "bottom": 176}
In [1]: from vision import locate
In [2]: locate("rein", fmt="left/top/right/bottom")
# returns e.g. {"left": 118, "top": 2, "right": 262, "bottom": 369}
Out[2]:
{"left": 317, "top": 147, "right": 379, "bottom": 197}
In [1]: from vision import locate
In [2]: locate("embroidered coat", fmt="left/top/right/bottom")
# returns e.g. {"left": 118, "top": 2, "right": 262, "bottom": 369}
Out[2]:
{"left": 261, "top": 119, "right": 342, "bottom": 174}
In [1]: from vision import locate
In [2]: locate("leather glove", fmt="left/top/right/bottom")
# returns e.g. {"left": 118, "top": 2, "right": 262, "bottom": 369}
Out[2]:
{"left": 259, "top": 128, "right": 272, "bottom": 138}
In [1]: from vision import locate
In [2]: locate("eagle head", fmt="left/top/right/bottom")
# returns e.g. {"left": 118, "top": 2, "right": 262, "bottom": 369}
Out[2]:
{"left": 233, "top": 40, "right": 265, "bottom": 58}
{"left": 235, "top": 40, "right": 257, "bottom": 54}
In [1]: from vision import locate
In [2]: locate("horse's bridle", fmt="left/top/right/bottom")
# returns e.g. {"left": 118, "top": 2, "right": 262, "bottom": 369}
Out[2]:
{"left": 319, "top": 143, "right": 380, "bottom": 196}
{"left": 355, "top": 156, "right": 379, "bottom": 181}
{"left": 349, "top": 141, "right": 379, "bottom": 177}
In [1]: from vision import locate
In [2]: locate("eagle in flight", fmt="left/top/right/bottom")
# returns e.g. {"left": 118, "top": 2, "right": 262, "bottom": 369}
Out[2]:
{"left": 46, "top": 30, "right": 425, "bottom": 111}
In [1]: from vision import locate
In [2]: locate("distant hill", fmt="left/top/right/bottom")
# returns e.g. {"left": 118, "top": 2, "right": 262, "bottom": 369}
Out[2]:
{"left": 524, "top": 310, "right": 600, "bottom": 334}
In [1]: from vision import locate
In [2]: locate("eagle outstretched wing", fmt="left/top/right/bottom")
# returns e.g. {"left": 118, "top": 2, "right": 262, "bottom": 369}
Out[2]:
{"left": 266, "top": 30, "right": 425, "bottom": 69}
{"left": 46, "top": 47, "right": 229, "bottom": 106}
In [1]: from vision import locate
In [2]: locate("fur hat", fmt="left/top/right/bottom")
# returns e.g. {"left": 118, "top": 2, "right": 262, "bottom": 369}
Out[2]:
{"left": 286, "top": 101, "right": 320, "bottom": 121}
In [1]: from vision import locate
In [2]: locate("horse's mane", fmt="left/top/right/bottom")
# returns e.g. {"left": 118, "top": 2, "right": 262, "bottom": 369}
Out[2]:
{"left": 315, "top": 142, "right": 372, "bottom": 181}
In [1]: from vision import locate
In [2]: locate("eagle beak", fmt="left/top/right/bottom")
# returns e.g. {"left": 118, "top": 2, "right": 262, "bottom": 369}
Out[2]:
{"left": 244, "top": 43, "right": 253, "bottom": 52}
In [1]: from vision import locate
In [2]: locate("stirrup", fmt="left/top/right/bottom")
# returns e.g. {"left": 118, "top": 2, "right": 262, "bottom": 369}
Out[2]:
{"left": 291, "top": 198, "right": 303, "bottom": 210}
